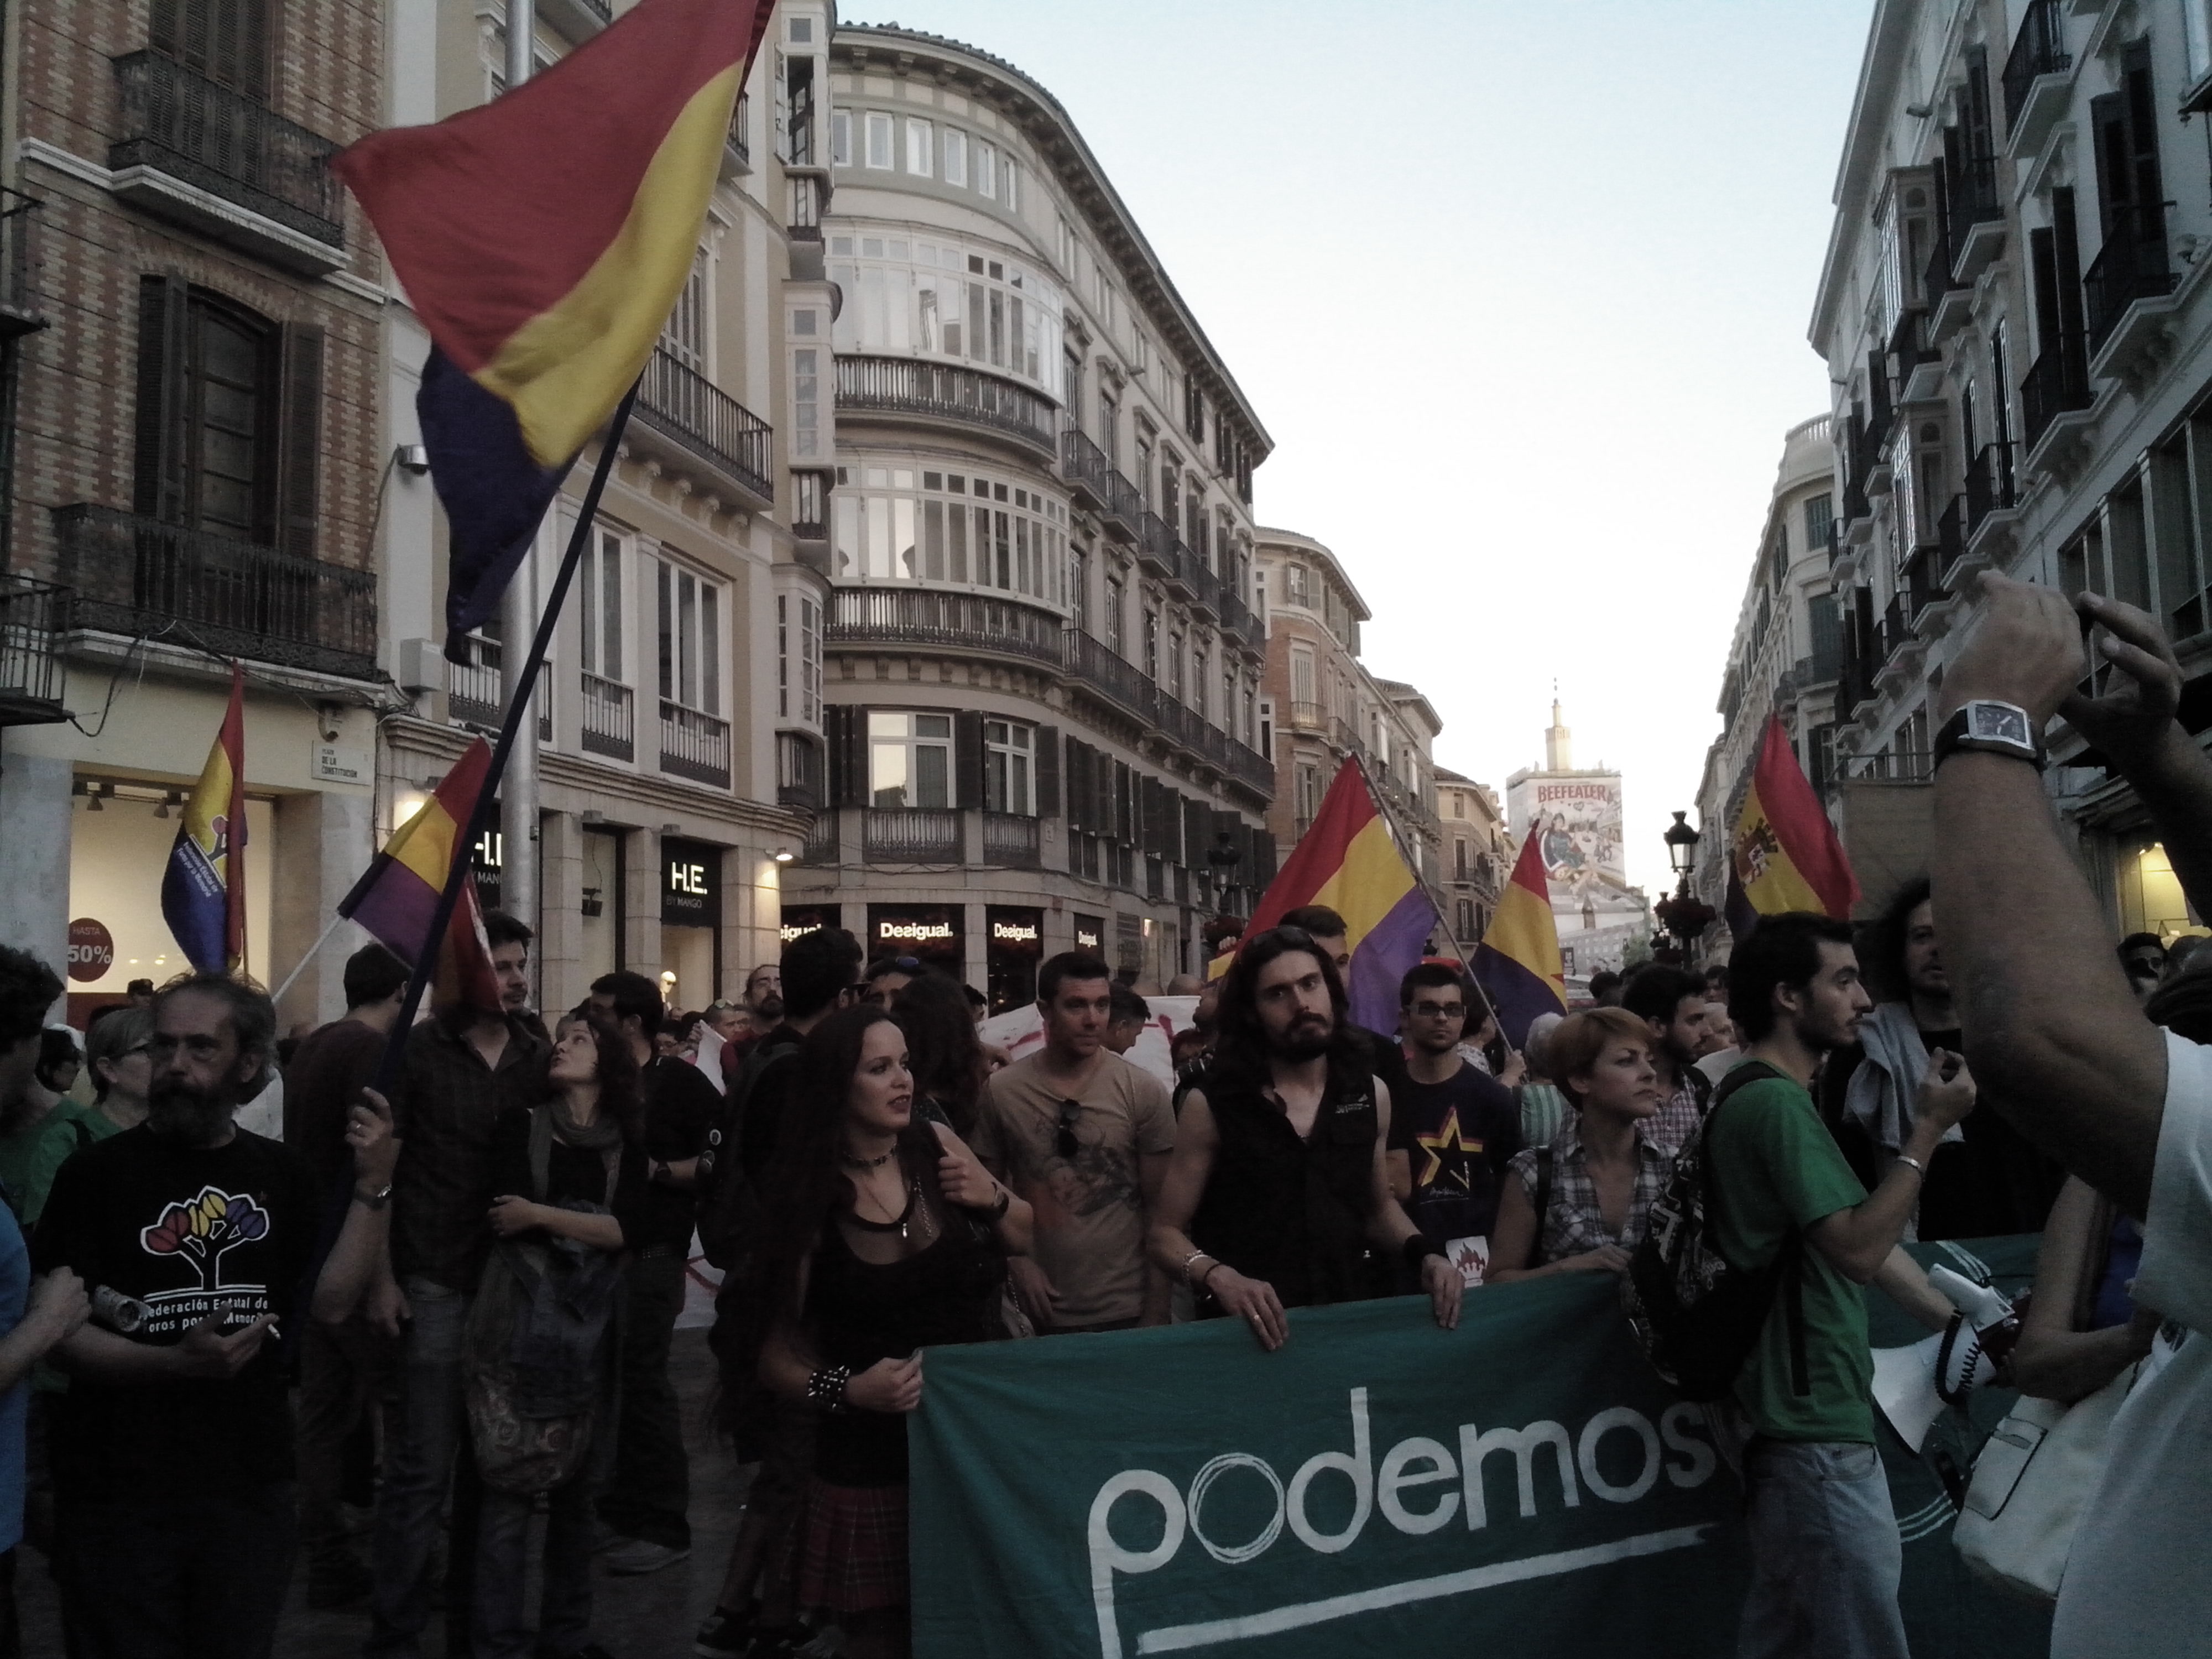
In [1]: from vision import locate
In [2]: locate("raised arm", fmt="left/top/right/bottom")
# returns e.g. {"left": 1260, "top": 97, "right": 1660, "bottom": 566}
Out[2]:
{"left": 1930, "top": 575, "right": 2170, "bottom": 1217}
{"left": 312, "top": 1088, "right": 402, "bottom": 1325}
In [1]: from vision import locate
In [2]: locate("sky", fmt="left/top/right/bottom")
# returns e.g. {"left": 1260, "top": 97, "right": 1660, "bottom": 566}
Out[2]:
{"left": 837, "top": 0, "right": 1876, "bottom": 897}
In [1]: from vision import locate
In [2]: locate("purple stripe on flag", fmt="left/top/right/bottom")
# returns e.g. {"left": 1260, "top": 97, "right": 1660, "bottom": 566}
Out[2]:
{"left": 1473, "top": 944, "right": 1566, "bottom": 1051}
{"left": 343, "top": 858, "right": 441, "bottom": 964}
{"left": 1346, "top": 887, "right": 1440, "bottom": 1034}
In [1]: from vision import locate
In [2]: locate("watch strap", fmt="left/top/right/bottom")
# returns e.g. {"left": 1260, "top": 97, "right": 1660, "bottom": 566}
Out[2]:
{"left": 1933, "top": 702, "right": 2046, "bottom": 771}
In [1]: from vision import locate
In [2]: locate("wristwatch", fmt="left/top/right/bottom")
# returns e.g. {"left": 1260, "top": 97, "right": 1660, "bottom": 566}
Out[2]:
{"left": 1933, "top": 700, "right": 2046, "bottom": 771}
{"left": 353, "top": 1183, "right": 393, "bottom": 1210}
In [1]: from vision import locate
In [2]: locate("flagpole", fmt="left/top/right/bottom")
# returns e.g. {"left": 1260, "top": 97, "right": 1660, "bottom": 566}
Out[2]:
{"left": 498, "top": 0, "right": 543, "bottom": 983}
{"left": 369, "top": 380, "right": 640, "bottom": 1096}
{"left": 270, "top": 911, "right": 350, "bottom": 1008}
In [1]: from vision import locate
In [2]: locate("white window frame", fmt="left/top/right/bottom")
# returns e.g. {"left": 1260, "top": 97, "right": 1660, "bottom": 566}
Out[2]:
{"left": 776, "top": 592, "right": 822, "bottom": 724}
{"left": 942, "top": 127, "right": 967, "bottom": 186}
{"left": 791, "top": 342, "right": 820, "bottom": 461}
{"left": 905, "top": 117, "right": 933, "bottom": 176}
{"left": 975, "top": 140, "right": 997, "bottom": 198}
{"left": 654, "top": 556, "right": 723, "bottom": 719}
{"left": 984, "top": 719, "right": 1034, "bottom": 815}
{"left": 580, "top": 526, "right": 625, "bottom": 685}
{"left": 831, "top": 109, "right": 852, "bottom": 166}
{"left": 864, "top": 111, "right": 893, "bottom": 169}
{"left": 868, "top": 710, "right": 953, "bottom": 809}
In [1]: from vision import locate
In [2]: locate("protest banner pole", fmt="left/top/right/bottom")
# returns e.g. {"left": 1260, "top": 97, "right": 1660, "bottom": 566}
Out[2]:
{"left": 498, "top": 0, "right": 544, "bottom": 980}
{"left": 368, "top": 380, "right": 640, "bottom": 1097}
{"left": 269, "top": 911, "right": 350, "bottom": 1007}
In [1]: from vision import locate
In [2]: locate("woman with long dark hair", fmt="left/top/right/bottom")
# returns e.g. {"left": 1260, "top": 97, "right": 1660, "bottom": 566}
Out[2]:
{"left": 754, "top": 1004, "right": 1031, "bottom": 1658}
{"left": 472, "top": 1009, "right": 650, "bottom": 1659}
{"left": 891, "top": 971, "right": 987, "bottom": 1136}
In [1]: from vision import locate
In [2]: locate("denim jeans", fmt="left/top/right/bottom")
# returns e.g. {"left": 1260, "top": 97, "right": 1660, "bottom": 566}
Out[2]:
{"left": 472, "top": 1477, "right": 597, "bottom": 1659}
{"left": 595, "top": 1249, "right": 691, "bottom": 1549}
{"left": 369, "top": 1279, "right": 481, "bottom": 1658}
{"left": 54, "top": 1482, "right": 296, "bottom": 1658}
{"left": 1739, "top": 1439, "right": 1910, "bottom": 1659}
{"left": 297, "top": 1314, "right": 396, "bottom": 1570}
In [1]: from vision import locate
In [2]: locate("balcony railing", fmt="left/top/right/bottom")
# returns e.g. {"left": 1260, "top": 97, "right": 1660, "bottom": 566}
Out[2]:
{"left": 1136, "top": 510, "right": 1183, "bottom": 580}
{"left": 660, "top": 700, "right": 731, "bottom": 788}
{"left": 982, "top": 811, "right": 1041, "bottom": 868}
{"left": 447, "top": 633, "right": 551, "bottom": 738}
{"left": 835, "top": 355, "right": 1055, "bottom": 456}
{"left": 2002, "top": 0, "right": 2070, "bottom": 134}
{"left": 109, "top": 51, "right": 343, "bottom": 247}
{"left": 864, "top": 807, "right": 961, "bottom": 863}
{"left": 580, "top": 670, "right": 634, "bottom": 761}
{"left": 636, "top": 348, "right": 771, "bottom": 502}
{"left": 1890, "top": 306, "right": 1938, "bottom": 384}
{"left": 787, "top": 174, "right": 824, "bottom": 239}
{"left": 1287, "top": 700, "right": 1326, "bottom": 731}
{"left": 2023, "top": 333, "right": 2091, "bottom": 447}
{"left": 1061, "top": 427, "right": 1110, "bottom": 509}
{"left": 54, "top": 504, "right": 375, "bottom": 679}
{"left": 1936, "top": 497, "right": 1967, "bottom": 582}
{"left": 1063, "top": 625, "right": 1155, "bottom": 726}
{"left": 1840, "top": 749, "right": 1936, "bottom": 785}
{"left": 0, "top": 573, "right": 67, "bottom": 726}
{"left": 1942, "top": 153, "right": 2002, "bottom": 271}
{"left": 2083, "top": 205, "right": 2176, "bottom": 356}
{"left": 828, "top": 587, "right": 1065, "bottom": 669}
{"left": 1186, "top": 556, "right": 1221, "bottom": 617}
{"left": 800, "top": 810, "right": 838, "bottom": 865}
{"left": 1923, "top": 217, "right": 1954, "bottom": 308}
{"left": 1218, "top": 584, "right": 1259, "bottom": 645}
{"left": 1965, "top": 440, "right": 2017, "bottom": 531}
{"left": 1902, "top": 545, "right": 1947, "bottom": 619}
{"left": 726, "top": 91, "right": 750, "bottom": 170}
{"left": 1227, "top": 738, "right": 1274, "bottom": 795}
{"left": 0, "top": 190, "right": 44, "bottom": 336}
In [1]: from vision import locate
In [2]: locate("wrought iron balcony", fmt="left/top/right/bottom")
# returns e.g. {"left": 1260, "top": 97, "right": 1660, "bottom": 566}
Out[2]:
{"left": 723, "top": 91, "right": 751, "bottom": 174}
{"left": 447, "top": 633, "right": 550, "bottom": 738}
{"left": 54, "top": 504, "right": 375, "bottom": 679}
{"left": 660, "top": 699, "right": 731, "bottom": 789}
{"left": 2023, "top": 333, "right": 2091, "bottom": 448}
{"left": 109, "top": 51, "right": 343, "bottom": 259}
{"left": 827, "top": 587, "right": 1065, "bottom": 670}
{"left": 1942, "top": 153, "right": 2002, "bottom": 273}
{"left": 800, "top": 810, "right": 838, "bottom": 865}
{"left": 2002, "top": 0, "right": 2070, "bottom": 135}
{"left": 635, "top": 348, "right": 772, "bottom": 504}
{"left": 1890, "top": 306, "right": 1938, "bottom": 387}
{"left": 1102, "top": 467, "right": 1142, "bottom": 539}
{"left": 1902, "top": 546, "right": 1947, "bottom": 620}
{"left": 1136, "top": 510, "right": 1182, "bottom": 581}
{"left": 1185, "top": 555, "right": 1221, "bottom": 618}
{"left": 1227, "top": 738, "right": 1274, "bottom": 796}
{"left": 2084, "top": 206, "right": 2176, "bottom": 357}
{"left": 982, "top": 811, "right": 1040, "bottom": 868}
{"left": 787, "top": 174, "right": 825, "bottom": 241}
{"left": 864, "top": 807, "right": 960, "bottom": 863}
{"left": 1062, "top": 626, "right": 1156, "bottom": 726}
{"left": 834, "top": 355, "right": 1056, "bottom": 459}
{"left": 1060, "top": 427, "right": 1109, "bottom": 511}
{"left": 0, "top": 190, "right": 45, "bottom": 338}
{"left": 1218, "top": 583, "right": 1259, "bottom": 646}
{"left": 580, "top": 670, "right": 633, "bottom": 761}
{"left": 0, "top": 573, "right": 68, "bottom": 727}
{"left": 1936, "top": 498, "right": 1968, "bottom": 582}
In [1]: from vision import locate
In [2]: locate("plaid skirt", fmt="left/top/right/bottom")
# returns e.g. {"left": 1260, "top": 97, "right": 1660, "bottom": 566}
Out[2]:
{"left": 787, "top": 1478, "right": 909, "bottom": 1616}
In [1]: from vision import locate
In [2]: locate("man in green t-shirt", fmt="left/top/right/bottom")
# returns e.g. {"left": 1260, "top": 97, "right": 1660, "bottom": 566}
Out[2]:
{"left": 1708, "top": 912, "right": 1976, "bottom": 1659}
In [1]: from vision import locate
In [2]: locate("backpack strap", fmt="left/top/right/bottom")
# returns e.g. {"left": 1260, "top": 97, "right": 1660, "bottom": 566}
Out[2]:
{"left": 1703, "top": 1060, "right": 1813, "bottom": 1398}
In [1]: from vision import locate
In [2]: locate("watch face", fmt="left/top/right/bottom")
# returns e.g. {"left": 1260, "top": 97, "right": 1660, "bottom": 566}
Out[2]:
{"left": 1968, "top": 701, "right": 2033, "bottom": 747}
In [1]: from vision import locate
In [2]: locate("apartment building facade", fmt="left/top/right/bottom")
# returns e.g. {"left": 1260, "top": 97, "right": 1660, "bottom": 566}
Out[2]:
{"left": 0, "top": 0, "right": 391, "bottom": 1023}
{"left": 1436, "top": 766, "right": 1509, "bottom": 957}
{"left": 775, "top": 23, "right": 1277, "bottom": 1001}
{"left": 1254, "top": 527, "right": 1443, "bottom": 886}
{"left": 1815, "top": 0, "right": 2212, "bottom": 943}
{"left": 1691, "top": 415, "right": 1853, "bottom": 932}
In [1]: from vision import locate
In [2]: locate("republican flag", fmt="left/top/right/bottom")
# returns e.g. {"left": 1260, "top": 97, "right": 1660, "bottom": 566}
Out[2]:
{"left": 160, "top": 662, "right": 248, "bottom": 973}
{"left": 331, "top": 0, "right": 771, "bottom": 656}
{"left": 1473, "top": 831, "right": 1568, "bottom": 1049}
{"left": 1725, "top": 716, "right": 1860, "bottom": 938}
{"left": 1244, "top": 759, "right": 1441, "bottom": 1032}
{"left": 338, "top": 739, "right": 503, "bottom": 1013}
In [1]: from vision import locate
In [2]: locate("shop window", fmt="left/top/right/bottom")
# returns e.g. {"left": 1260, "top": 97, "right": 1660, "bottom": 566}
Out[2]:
{"left": 655, "top": 559, "right": 722, "bottom": 717}
{"left": 869, "top": 711, "right": 953, "bottom": 808}
{"left": 985, "top": 720, "right": 1034, "bottom": 815}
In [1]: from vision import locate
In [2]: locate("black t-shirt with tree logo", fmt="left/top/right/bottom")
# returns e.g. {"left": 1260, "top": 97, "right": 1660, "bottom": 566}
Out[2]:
{"left": 34, "top": 1124, "right": 316, "bottom": 1498}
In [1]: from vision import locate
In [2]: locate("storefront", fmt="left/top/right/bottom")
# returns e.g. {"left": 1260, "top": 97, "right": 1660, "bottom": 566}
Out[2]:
{"left": 2116, "top": 837, "right": 2210, "bottom": 943}
{"left": 985, "top": 905, "right": 1044, "bottom": 1012}
{"left": 1072, "top": 912, "right": 1106, "bottom": 958}
{"left": 580, "top": 826, "right": 627, "bottom": 985}
{"left": 660, "top": 836, "right": 723, "bottom": 1013}
{"left": 781, "top": 902, "right": 842, "bottom": 943}
{"left": 866, "top": 903, "right": 963, "bottom": 978}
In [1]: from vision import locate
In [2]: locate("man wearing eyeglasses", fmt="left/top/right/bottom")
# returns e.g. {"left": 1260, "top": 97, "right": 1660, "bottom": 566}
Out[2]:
{"left": 1384, "top": 964, "right": 1523, "bottom": 1286}
{"left": 971, "top": 952, "right": 1176, "bottom": 1334}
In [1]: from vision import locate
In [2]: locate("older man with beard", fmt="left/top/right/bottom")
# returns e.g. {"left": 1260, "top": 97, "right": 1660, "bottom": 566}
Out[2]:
{"left": 35, "top": 973, "right": 317, "bottom": 1658}
{"left": 1150, "top": 926, "right": 1463, "bottom": 1350}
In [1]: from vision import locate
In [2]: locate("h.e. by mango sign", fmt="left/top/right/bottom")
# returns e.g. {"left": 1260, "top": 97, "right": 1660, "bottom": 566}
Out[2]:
{"left": 910, "top": 1279, "right": 1749, "bottom": 1659}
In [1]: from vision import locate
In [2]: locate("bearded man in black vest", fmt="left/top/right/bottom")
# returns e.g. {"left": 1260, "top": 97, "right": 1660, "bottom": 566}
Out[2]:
{"left": 1150, "top": 925, "right": 1463, "bottom": 1350}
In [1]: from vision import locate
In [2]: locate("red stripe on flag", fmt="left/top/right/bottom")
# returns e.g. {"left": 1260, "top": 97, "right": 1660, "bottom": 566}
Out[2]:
{"left": 1244, "top": 759, "right": 1379, "bottom": 937}
{"left": 1752, "top": 716, "right": 1860, "bottom": 919}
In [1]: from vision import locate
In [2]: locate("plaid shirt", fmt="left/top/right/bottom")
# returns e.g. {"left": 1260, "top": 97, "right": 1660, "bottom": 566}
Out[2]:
{"left": 1507, "top": 1116, "right": 1673, "bottom": 1267}
{"left": 1646, "top": 1068, "right": 1708, "bottom": 1155}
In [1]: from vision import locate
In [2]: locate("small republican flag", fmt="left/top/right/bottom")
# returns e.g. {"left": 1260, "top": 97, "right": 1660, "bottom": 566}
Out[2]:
{"left": 1725, "top": 716, "right": 1861, "bottom": 938}
{"left": 1474, "top": 830, "right": 1568, "bottom": 1049}
{"left": 160, "top": 662, "right": 247, "bottom": 974}
{"left": 337, "top": 739, "right": 503, "bottom": 1013}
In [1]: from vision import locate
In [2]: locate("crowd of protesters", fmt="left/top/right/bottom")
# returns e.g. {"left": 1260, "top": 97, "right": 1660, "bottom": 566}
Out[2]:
{"left": 0, "top": 584, "right": 2205, "bottom": 1659}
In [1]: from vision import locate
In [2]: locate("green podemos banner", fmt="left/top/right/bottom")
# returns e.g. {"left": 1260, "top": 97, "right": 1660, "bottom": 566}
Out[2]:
{"left": 909, "top": 1237, "right": 2051, "bottom": 1659}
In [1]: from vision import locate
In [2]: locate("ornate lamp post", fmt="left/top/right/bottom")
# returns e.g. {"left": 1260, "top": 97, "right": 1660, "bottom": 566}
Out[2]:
{"left": 1653, "top": 811, "right": 1715, "bottom": 964}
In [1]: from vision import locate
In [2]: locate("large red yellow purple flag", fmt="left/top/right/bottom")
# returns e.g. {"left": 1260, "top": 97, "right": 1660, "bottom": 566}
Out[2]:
{"left": 160, "top": 662, "right": 247, "bottom": 973}
{"left": 1244, "top": 759, "right": 1440, "bottom": 1031}
{"left": 337, "top": 739, "right": 503, "bottom": 1013}
{"left": 1473, "top": 830, "right": 1567, "bottom": 1048}
{"left": 1725, "top": 715, "right": 1860, "bottom": 936}
{"left": 331, "top": 0, "right": 770, "bottom": 653}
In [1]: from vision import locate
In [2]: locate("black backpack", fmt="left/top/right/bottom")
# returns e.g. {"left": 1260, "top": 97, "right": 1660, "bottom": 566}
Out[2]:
{"left": 1620, "top": 1061, "right": 1811, "bottom": 1404}
{"left": 694, "top": 1042, "right": 800, "bottom": 1271}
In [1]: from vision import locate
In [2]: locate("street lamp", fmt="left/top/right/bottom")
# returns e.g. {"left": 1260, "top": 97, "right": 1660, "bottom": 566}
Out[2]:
{"left": 1653, "top": 810, "right": 1714, "bottom": 964}
{"left": 1664, "top": 811, "right": 1700, "bottom": 879}
{"left": 1206, "top": 831, "right": 1243, "bottom": 915}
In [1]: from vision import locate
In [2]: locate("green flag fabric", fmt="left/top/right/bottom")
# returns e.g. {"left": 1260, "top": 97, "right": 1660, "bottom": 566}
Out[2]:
{"left": 909, "top": 1236, "right": 2050, "bottom": 1659}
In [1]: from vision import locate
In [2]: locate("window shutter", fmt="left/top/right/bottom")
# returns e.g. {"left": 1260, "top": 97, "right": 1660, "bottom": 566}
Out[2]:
{"left": 276, "top": 322, "right": 324, "bottom": 560}
{"left": 133, "top": 274, "right": 189, "bottom": 523}
{"left": 954, "top": 710, "right": 985, "bottom": 808}
{"left": 1035, "top": 725, "right": 1061, "bottom": 817}
{"left": 827, "top": 706, "right": 865, "bottom": 806}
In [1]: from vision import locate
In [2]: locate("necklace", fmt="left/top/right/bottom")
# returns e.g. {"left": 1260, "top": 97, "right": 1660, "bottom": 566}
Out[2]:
{"left": 839, "top": 1144, "right": 895, "bottom": 1170}
{"left": 848, "top": 1175, "right": 921, "bottom": 1240}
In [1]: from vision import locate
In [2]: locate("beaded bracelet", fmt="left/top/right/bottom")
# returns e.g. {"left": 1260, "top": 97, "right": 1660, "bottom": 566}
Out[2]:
{"left": 806, "top": 1364, "right": 852, "bottom": 1413}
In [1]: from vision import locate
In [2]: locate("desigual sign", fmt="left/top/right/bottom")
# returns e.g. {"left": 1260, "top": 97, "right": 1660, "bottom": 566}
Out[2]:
{"left": 881, "top": 920, "right": 954, "bottom": 942}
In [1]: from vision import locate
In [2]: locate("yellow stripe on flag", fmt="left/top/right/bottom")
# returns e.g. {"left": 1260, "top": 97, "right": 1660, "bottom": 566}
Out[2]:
{"left": 1484, "top": 879, "right": 1564, "bottom": 989}
{"left": 1303, "top": 817, "right": 1415, "bottom": 950}
{"left": 387, "top": 798, "right": 466, "bottom": 893}
{"left": 1733, "top": 779, "right": 1830, "bottom": 916}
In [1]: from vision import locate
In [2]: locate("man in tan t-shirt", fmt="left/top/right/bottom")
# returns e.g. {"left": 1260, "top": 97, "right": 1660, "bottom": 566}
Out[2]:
{"left": 973, "top": 952, "right": 1175, "bottom": 1333}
